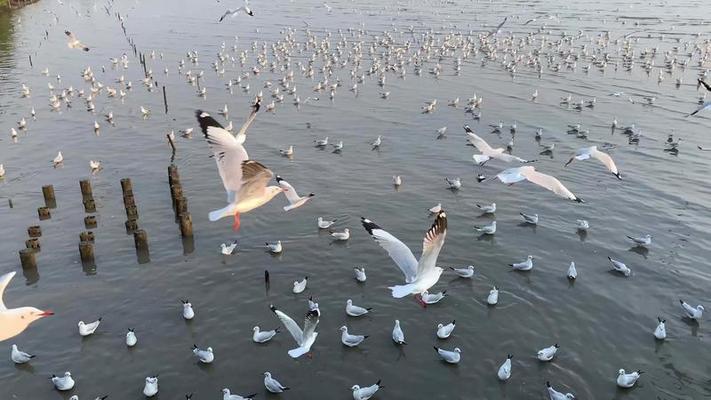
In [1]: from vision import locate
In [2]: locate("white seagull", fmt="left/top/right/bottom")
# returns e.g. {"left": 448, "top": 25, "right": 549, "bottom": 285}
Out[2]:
{"left": 354, "top": 267, "right": 367, "bottom": 282}
{"left": 192, "top": 344, "right": 214, "bottom": 363}
{"left": 317, "top": 217, "right": 336, "bottom": 229}
{"left": 497, "top": 355, "right": 514, "bottom": 381}
{"left": 546, "top": 381, "right": 575, "bottom": 400}
{"left": 351, "top": 380, "right": 383, "bottom": 400}
{"left": 510, "top": 255, "right": 533, "bottom": 271}
{"left": 494, "top": 166, "right": 583, "bottom": 202}
{"left": 65, "top": 31, "right": 89, "bottom": 51}
{"left": 264, "top": 372, "right": 289, "bottom": 393}
{"left": 537, "top": 344, "right": 559, "bottom": 361}
{"left": 608, "top": 257, "right": 631, "bottom": 277}
{"left": 616, "top": 369, "right": 643, "bottom": 388}
{"left": 253, "top": 326, "right": 279, "bottom": 343}
{"left": 679, "top": 299, "right": 704, "bottom": 320}
{"left": 276, "top": 175, "right": 314, "bottom": 211}
{"left": 222, "top": 388, "right": 257, "bottom": 400}
{"left": 78, "top": 317, "right": 101, "bottom": 336}
{"left": 143, "top": 376, "right": 159, "bottom": 397}
{"left": 126, "top": 328, "right": 137, "bottom": 347}
{"left": 421, "top": 290, "right": 446, "bottom": 304}
{"left": 436, "top": 320, "right": 456, "bottom": 339}
{"left": 53, "top": 151, "right": 64, "bottom": 166}
{"left": 270, "top": 305, "right": 319, "bottom": 358}
{"left": 196, "top": 107, "right": 284, "bottom": 230}
{"left": 51, "top": 372, "right": 75, "bottom": 391}
{"left": 361, "top": 211, "right": 448, "bottom": 299}
{"left": 219, "top": 4, "right": 254, "bottom": 22}
{"left": 445, "top": 177, "right": 461, "bottom": 190}
{"left": 627, "top": 234, "right": 652, "bottom": 247}
{"left": 450, "top": 265, "right": 475, "bottom": 278}
{"left": 434, "top": 346, "right": 461, "bottom": 364}
{"left": 221, "top": 241, "right": 237, "bottom": 255}
{"left": 292, "top": 277, "right": 308, "bottom": 294}
{"left": 392, "top": 320, "right": 406, "bottom": 345}
{"left": 565, "top": 146, "right": 621, "bottom": 179}
{"left": 340, "top": 326, "right": 368, "bottom": 347}
{"left": 465, "top": 126, "right": 533, "bottom": 164}
{"left": 330, "top": 228, "right": 350, "bottom": 241}
{"left": 10, "top": 344, "right": 35, "bottom": 364}
{"left": 476, "top": 202, "right": 496, "bottom": 213}
{"left": 653, "top": 317, "right": 666, "bottom": 340}
{"left": 487, "top": 286, "right": 499, "bottom": 305}
{"left": 520, "top": 212, "right": 539, "bottom": 224}
{"left": 182, "top": 299, "right": 195, "bottom": 320}
{"left": 346, "top": 299, "right": 371, "bottom": 316}
{"left": 0, "top": 271, "right": 53, "bottom": 341}
{"left": 266, "top": 241, "right": 282, "bottom": 254}
{"left": 567, "top": 262, "right": 578, "bottom": 280}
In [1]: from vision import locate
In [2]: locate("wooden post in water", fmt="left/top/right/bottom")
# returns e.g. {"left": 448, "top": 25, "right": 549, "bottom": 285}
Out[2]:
{"left": 79, "top": 179, "right": 93, "bottom": 199}
{"left": 168, "top": 165, "right": 180, "bottom": 186}
{"left": 84, "top": 215, "right": 97, "bottom": 229}
{"left": 163, "top": 85, "right": 168, "bottom": 113}
{"left": 38, "top": 207, "right": 51, "bottom": 220}
{"left": 179, "top": 213, "right": 193, "bottom": 237}
{"left": 167, "top": 133, "right": 176, "bottom": 154}
{"left": 79, "top": 241, "right": 95, "bottom": 267}
{"left": 83, "top": 198, "right": 96, "bottom": 213}
{"left": 25, "top": 238, "right": 40, "bottom": 252}
{"left": 42, "top": 185, "right": 56, "bottom": 208}
{"left": 19, "top": 249, "right": 37, "bottom": 270}
{"left": 28, "top": 54, "right": 33, "bottom": 68}
{"left": 134, "top": 229, "right": 150, "bottom": 263}
{"left": 79, "top": 231, "right": 95, "bottom": 243}
{"left": 28, "top": 226, "right": 42, "bottom": 238}
{"left": 121, "top": 178, "right": 133, "bottom": 197}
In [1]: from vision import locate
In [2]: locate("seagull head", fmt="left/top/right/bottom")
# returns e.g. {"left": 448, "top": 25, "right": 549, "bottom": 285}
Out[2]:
{"left": 351, "top": 385, "right": 361, "bottom": 391}
{"left": 16, "top": 307, "right": 53, "bottom": 323}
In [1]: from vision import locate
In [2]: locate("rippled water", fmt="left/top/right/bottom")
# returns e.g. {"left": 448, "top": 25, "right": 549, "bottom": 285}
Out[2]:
{"left": 1, "top": 0, "right": 710, "bottom": 399}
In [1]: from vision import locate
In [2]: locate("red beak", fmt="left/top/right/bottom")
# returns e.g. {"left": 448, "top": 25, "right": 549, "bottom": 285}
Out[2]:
{"left": 39, "top": 310, "right": 54, "bottom": 317}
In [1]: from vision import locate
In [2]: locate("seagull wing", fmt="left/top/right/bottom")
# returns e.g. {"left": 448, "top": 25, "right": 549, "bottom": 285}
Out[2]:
{"left": 235, "top": 100, "right": 260, "bottom": 144}
{"left": 196, "top": 110, "right": 248, "bottom": 203}
{"left": 495, "top": 167, "right": 527, "bottom": 184}
{"left": 465, "top": 130, "right": 496, "bottom": 154}
{"left": 698, "top": 79, "right": 711, "bottom": 92}
{"left": 493, "top": 152, "right": 529, "bottom": 163}
{"left": 236, "top": 160, "right": 273, "bottom": 202}
{"left": 520, "top": 167, "right": 582, "bottom": 201}
{"left": 0, "top": 271, "right": 16, "bottom": 310}
{"left": 301, "top": 309, "right": 319, "bottom": 343}
{"left": 64, "top": 30, "right": 77, "bottom": 41}
{"left": 688, "top": 101, "right": 711, "bottom": 116}
{"left": 591, "top": 147, "right": 619, "bottom": 175}
{"left": 275, "top": 176, "right": 300, "bottom": 203}
{"left": 416, "top": 211, "right": 447, "bottom": 278}
{"left": 361, "top": 217, "right": 418, "bottom": 283}
{"left": 271, "top": 306, "right": 304, "bottom": 346}
{"left": 219, "top": 9, "right": 235, "bottom": 22}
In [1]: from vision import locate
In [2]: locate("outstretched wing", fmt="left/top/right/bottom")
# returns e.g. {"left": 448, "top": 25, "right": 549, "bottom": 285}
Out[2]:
{"left": 301, "top": 309, "right": 319, "bottom": 343}
{"left": 271, "top": 305, "right": 303, "bottom": 346}
{"left": 0, "top": 271, "right": 16, "bottom": 310}
{"left": 591, "top": 148, "right": 619, "bottom": 175}
{"left": 521, "top": 167, "right": 582, "bottom": 202}
{"left": 361, "top": 217, "right": 418, "bottom": 283}
{"left": 196, "top": 110, "right": 248, "bottom": 203}
{"left": 698, "top": 79, "right": 711, "bottom": 92}
{"left": 464, "top": 128, "right": 495, "bottom": 154}
{"left": 219, "top": 9, "right": 235, "bottom": 22}
{"left": 417, "top": 211, "right": 447, "bottom": 278}
{"left": 237, "top": 160, "right": 273, "bottom": 201}
{"left": 235, "top": 100, "right": 260, "bottom": 144}
{"left": 495, "top": 167, "right": 527, "bottom": 184}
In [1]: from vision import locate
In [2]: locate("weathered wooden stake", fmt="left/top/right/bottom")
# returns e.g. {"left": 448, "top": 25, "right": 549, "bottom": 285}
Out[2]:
{"left": 83, "top": 198, "right": 96, "bottom": 213}
{"left": 163, "top": 85, "right": 168, "bottom": 113}
{"left": 134, "top": 229, "right": 150, "bottom": 263}
{"left": 38, "top": 207, "right": 51, "bottom": 220}
{"left": 28, "top": 225, "right": 42, "bottom": 238}
{"left": 79, "top": 179, "right": 93, "bottom": 199}
{"left": 19, "top": 249, "right": 37, "bottom": 270}
{"left": 125, "top": 219, "right": 139, "bottom": 232}
{"left": 126, "top": 205, "right": 139, "bottom": 220}
{"left": 120, "top": 178, "right": 133, "bottom": 197}
{"left": 168, "top": 165, "right": 180, "bottom": 186}
{"left": 179, "top": 213, "right": 193, "bottom": 237}
{"left": 79, "top": 241, "right": 95, "bottom": 266}
{"left": 84, "top": 215, "right": 97, "bottom": 229}
{"left": 167, "top": 133, "right": 176, "bottom": 154}
{"left": 42, "top": 185, "right": 56, "bottom": 208}
{"left": 175, "top": 196, "right": 188, "bottom": 217}
{"left": 25, "top": 238, "right": 40, "bottom": 252}
{"left": 123, "top": 194, "right": 136, "bottom": 208}
{"left": 170, "top": 184, "right": 183, "bottom": 207}
{"left": 28, "top": 54, "right": 33, "bottom": 67}
{"left": 79, "top": 231, "right": 95, "bottom": 243}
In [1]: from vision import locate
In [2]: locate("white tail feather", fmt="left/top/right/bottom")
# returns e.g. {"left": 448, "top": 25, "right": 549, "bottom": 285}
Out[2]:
{"left": 208, "top": 203, "right": 238, "bottom": 222}
{"left": 288, "top": 346, "right": 310, "bottom": 358}
{"left": 389, "top": 284, "right": 416, "bottom": 299}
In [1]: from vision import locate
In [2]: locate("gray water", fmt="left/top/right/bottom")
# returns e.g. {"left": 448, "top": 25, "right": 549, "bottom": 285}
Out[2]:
{"left": 1, "top": 0, "right": 710, "bottom": 399}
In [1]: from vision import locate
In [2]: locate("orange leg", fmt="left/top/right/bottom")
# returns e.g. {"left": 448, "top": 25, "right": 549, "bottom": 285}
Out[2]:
{"left": 232, "top": 212, "right": 241, "bottom": 231}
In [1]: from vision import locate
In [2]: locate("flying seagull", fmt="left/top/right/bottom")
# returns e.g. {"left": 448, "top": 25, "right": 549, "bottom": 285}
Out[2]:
{"left": 65, "top": 31, "right": 89, "bottom": 51}
{"left": 486, "top": 17, "right": 507, "bottom": 37}
{"left": 219, "top": 4, "right": 254, "bottom": 22}
{"left": 565, "top": 146, "right": 621, "bottom": 179}
{"left": 494, "top": 166, "right": 583, "bottom": 202}
{"left": 270, "top": 305, "right": 319, "bottom": 358}
{"left": 464, "top": 126, "right": 533, "bottom": 165}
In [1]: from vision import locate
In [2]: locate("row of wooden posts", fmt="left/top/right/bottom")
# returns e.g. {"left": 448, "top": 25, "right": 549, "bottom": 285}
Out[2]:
{"left": 18, "top": 165, "right": 193, "bottom": 271}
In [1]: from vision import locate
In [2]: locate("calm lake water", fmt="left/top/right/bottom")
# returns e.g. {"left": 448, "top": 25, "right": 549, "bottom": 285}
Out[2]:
{"left": 1, "top": 0, "right": 710, "bottom": 399}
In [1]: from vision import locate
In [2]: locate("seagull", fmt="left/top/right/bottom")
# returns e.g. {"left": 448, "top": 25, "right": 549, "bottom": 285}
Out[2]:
{"left": 192, "top": 344, "right": 214, "bottom": 363}
{"left": 476, "top": 202, "right": 496, "bottom": 213}
{"left": 196, "top": 108, "right": 284, "bottom": 231}
{"left": 340, "top": 326, "right": 368, "bottom": 347}
{"left": 421, "top": 290, "right": 446, "bottom": 304}
{"left": 473, "top": 221, "right": 496, "bottom": 235}
{"left": 392, "top": 175, "right": 402, "bottom": 187}
{"left": 698, "top": 79, "right": 711, "bottom": 92}
{"left": 65, "top": 31, "right": 89, "bottom": 51}
{"left": 53, "top": 151, "right": 64, "bottom": 166}
{"left": 270, "top": 305, "right": 319, "bottom": 358}
{"left": 494, "top": 166, "right": 583, "bottom": 202}
{"left": 314, "top": 137, "right": 329, "bottom": 146}
{"left": 78, "top": 317, "right": 102, "bottom": 336}
{"left": 253, "top": 326, "right": 279, "bottom": 343}
{"left": 279, "top": 145, "right": 294, "bottom": 157}
{"left": 537, "top": 344, "right": 559, "bottom": 361}
{"left": 510, "top": 255, "right": 534, "bottom": 271}
{"left": 0, "top": 164, "right": 4, "bottom": 178}
{"left": 434, "top": 346, "right": 461, "bottom": 364}
{"left": 10, "top": 344, "right": 35, "bottom": 364}
{"left": 116, "top": 327, "right": 134, "bottom": 349}
{"left": 51, "top": 372, "right": 75, "bottom": 391}
{"left": 221, "top": 241, "right": 237, "bottom": 255}
{"left": 89, "top": 160, "right": 101, "bottom": 171}
{"left": 293, "top": 277, "right": 308, "bottom": 294}
{"left": 497, "top": 355, "right": 513, "bottom": 381}
{"left": 222, "top": 388, "right": 257, "bottom": 400}
{"left": 330, "top": 228, "right": 350, "bottom": 240}
{"left": 487, "top": 286, "right": 499, "bottom": 305}
{"left": 546, "top": 382, "right": 575, "bottom": 400}
{"left": 317, "top": 217, "right": 336, "bottom": 229}
{"left": 361, "top": 211, "right": 448, "bottom": 299}
{"left": 392, "top": 320, "right": 406, "bottom": 345}
{"left": 332, "top": 140, "right": 344, "bottom": 152}
{"left": 686, "top": 101, "right": 711, "bottom": 117}
{"left": 520, "top": 212, "right": 538, "bottom": 224}
{"left": 182, "top": 299, "right": 195, "bottom": 320}
{"left": 266, "top": 241, "right": 282, "bottom": 254}
{"left": 354, "top": 267, "right": 367, "bottom": 282}
{"left": 487, "top": 16, "right": 508, "bottom": 37}
{"left": 219, "top": 4, "right": 254, "bottom": 22}
{"left": 144, "top": 376, "right": 159, "bottom": 397}
{"left": 608, "top": 257, "right": 631, "bottom": 277}
{"left": 445, "top": 177, "right": 461, "bottom": 190}
{"left": 627, "top": 234, "right": 652, "bottom": 247}
{"left": 346, "top": 299, "right": 371, "bottom": 317}
{"left": 371, "top": 135, "right": 382, "bottom": 148}
{"left": 140, "top": 106, "right": 150, "bottom": 117}
{"left": 576, "top": 220, "right": 589, "bottom": 231}
{"left": 276, "top": 176, "right": 314, "bottom": 211}
{"left": 567, "top": 262, "right": 577, "bottom": 280}
{"left": 465, "top": 126, "right": 533, "bottom": 164}
{"left": 616, "top": 369, "right": 643, "bottom": 388}
{"left": 264, "top": 372, "right": 289, "bottom": 393}
{"left": 449, "top": 265, "right": 475, "bottom": 278}
{"left": 436, "top": 320, "right": 456, "bottom": 339}
{"left": 679, "top": 299, "right": 704, "bottom": 320}
{"left": 351, "top": 380, "right": 383, "bottom": 400}
{"left": 436, "top": 126, "right": 447, "bottom": 138}
{"left": 565, "top": 146, "right": 621, "bottom": 179}
{"left": 653, "top": 317, "right": 666, "bottom": 340}
{"left": 429, "top": 203, "right": 442, "bottom": 213}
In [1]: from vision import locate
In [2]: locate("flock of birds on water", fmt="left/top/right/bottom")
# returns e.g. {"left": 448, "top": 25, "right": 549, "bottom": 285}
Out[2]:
{"left": 1, "top": 0, "right": 710, "bottom": 399}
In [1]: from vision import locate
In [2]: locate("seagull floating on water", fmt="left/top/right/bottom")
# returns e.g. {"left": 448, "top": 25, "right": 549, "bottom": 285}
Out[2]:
{"left": 182, "top": 299, "right": 195, "bottom": 320}
{"left": 354, "top": 267, "right": 367, "bottom": 282}
{"left": 616, "top": 369, "right": 643, "bottom": 388}
{"left": 317, "top": 217, "right": 336, "bottom": 229}
{"left": 192, "top": 344, "right": 215, "bottom": 363}
{"left": 497, "top": 355, "right": 513, "bottom": 381}
{"left": 608, "top": 257, "right": 631, "bottom": 277}
{"left": 51, "top": 371, "right": 75, "bottom": 391}
{"left": 567, "top": 262, "right": 577, "bottom": 280}
{"left": 253, "top": 326, "right": 279, "bottom": 343}
{"left": 292, "top": 277, "right": 308, "bottom": 294}
{"left": 221, "top": 241, "right": 237, "bottom": 255}
{"left": 340, "top": 326, "right": 368, "bottom": 347}
{"left": 487, "top": 286, "right": 499, "bottom": 305}
{"left": 510, "top": 255, "right": 534, "bottom": 271}
{"left": 392, "top": 320, "right": 406, "bottom": 345}
{"left": 449, "top": 265, "right": 475, "bottom": 278}
{"left": 143, "top": 376, "right": 159, "bottom": 397}
{"left": 266, "top": 241, "right": 282, "bottom": 254}
{"left": 222, "top": 388, "right": 257, "bottom": 400}
{"left": 537, "top": 344, "right": 559, "bottom": 361}
{"left": 436, "top": 320, "right": 456, "bottom": 339}
{"left": 653, "top": 317, "right": 666, "bottom": 340}
{"left": 264, "top": 372, "right": 289, "bottom": 393}
{"left": 546, "top": 381, "right": 575, "bottom": 400}
{"left": 351, "top": 380, "right": 383, "bottom": 400}
{"left": 679, "top": 299, "right": 704, "bottom": 320}
{"left": 10, "top": 344, "right": 35, "bottom": 364}
{"left": 346, "top": 299, "right": 371, "bottom": 316}
{"left": 627, "top": 234, "right": 652, "bottom": 247}
{"left": 78, "top": 317, "right": 101, "bottom": 336}
{"left": 434, "top": 346, "right": 461, "bottom": 364}
{"left": 126, "top": 328, "right": 137, "bottom": 347}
